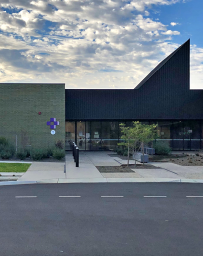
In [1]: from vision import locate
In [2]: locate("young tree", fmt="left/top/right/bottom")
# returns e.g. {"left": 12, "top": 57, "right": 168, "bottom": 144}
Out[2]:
{"left": 118, "top": 123, "right": 134, "bottom": 166}
{"left": 118, "top": 122, "right": 143, "bottom": 166}
{"left": 130, "top": 121, "right": 143, "bottom": 166}
{"left": 118, "top": 122, "right": 157, "bottom": 166}
{"left": 138, "top": 123, "right": 157, "bottom": 164}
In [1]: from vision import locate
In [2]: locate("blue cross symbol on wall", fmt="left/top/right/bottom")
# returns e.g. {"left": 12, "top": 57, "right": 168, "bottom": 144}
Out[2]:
{"left": 47, "top": 118, "right": 59, "bottom": 129}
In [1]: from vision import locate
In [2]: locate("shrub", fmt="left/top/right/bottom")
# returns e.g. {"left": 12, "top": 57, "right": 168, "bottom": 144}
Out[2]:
{"left": 0, "top": 150, "right": 13, "bottom": 159}
{"left": 31, "top": 149, "right": 45, "bottom": 160}
{"left": 25, "top": 148, "right": 31, "bottom": 158}
{"left": 55, "top": 140, "right": 64, "bottom": 149}
{"left": 123, "top": 149, "right": 128, "bottom": 156}
{"left": 0, "top": 144, "right": 15, "bottom": 159}
{"left": 116, "top": 145, "right": 132, "bottom": 156}
{"left": 116, "top": 145, "right": 126, "bottom": 155}
{"left": 17, "top": 150, "right": 27, "bottom": 160}
{"left": 46, "top": 148, "right": 53, "bottom": 158}
{"left": 0, "top": 137, "right": 9, "bottom": 146}
{"left": 153, "top": 141, "right": 171, "bottom": 155}
{"left": 53, "top": 148, "right": 65, "bottom": 160}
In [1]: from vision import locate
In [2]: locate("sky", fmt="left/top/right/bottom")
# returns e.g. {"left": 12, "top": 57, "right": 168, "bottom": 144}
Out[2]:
{"left": 0, "top": 0, "right": 202, "bottom": 89}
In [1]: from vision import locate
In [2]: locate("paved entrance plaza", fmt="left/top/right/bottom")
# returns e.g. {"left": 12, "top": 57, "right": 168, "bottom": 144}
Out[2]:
{"left": 12, "top": 151, "right": 203, "bottom": 184}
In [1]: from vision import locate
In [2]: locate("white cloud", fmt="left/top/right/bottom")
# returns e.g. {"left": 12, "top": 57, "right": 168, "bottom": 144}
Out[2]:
{"left": 162, "top": 30, "right": 180, "bottom": 35}
{"left": 170, "top": 22, "right": 178, "bottom": 26}
{"left": 0, "top": 0, "right": 201, "bottom": 89}
{"left": 190, "top": 44, "right": 203, "bottom": 89}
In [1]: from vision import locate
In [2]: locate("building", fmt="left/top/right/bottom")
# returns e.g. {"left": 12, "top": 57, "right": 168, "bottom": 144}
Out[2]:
{"left": 65, "top": 39, "right": 203, "bottom": 151}
{"left": 0, "top": 83, "right": 65, "bottom": 151}
{"left": 1, "top": 39, "right": 203, "bottom": 152}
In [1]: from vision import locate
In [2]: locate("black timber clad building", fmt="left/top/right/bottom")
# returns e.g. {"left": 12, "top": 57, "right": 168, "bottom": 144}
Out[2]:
{"left": 65, "top": 39, "right": 203, "bottom": 151}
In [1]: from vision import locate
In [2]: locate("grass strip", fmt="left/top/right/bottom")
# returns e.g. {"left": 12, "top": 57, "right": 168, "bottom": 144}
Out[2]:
{"left": 0, "top": 163, "right": 31, "bottom": 172}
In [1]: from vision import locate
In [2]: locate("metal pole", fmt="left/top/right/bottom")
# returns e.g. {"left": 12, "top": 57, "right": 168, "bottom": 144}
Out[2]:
{"left": 74, "top": 145, "right": 76, "bottom": 162}
{"left": 72, "top": 142, "right": 74, "bottom": 156}
{"left": 76, "top": 147, "right": 79, "bottom": 167}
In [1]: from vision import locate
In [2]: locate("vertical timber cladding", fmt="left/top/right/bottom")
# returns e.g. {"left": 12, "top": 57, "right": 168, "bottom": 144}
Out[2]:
{"left": 0, "top": 83, "right": 65, "bottom": 150}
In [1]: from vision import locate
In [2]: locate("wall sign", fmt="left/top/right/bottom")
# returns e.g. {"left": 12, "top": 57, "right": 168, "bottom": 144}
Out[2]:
{"left": 47, "top": 118, "right": 59, "bottom": 129}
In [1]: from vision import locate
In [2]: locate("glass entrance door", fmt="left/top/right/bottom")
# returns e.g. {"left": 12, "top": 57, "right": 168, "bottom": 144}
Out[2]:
{"left": 77, "top": 121, "right": 86, "bottom": 150}
{"left": 65, "top": 122, "right": 75, "bottom": 150}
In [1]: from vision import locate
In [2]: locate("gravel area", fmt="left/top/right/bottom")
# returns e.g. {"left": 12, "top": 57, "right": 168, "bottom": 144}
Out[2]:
{"left": 108, "top": 154, "right": 133, "bottom": 160}
{"left": 109, "top": 152, "right": 203, "bottom": 166}
{"left": 150, "top": 153, "right": 203, "bottom": 166}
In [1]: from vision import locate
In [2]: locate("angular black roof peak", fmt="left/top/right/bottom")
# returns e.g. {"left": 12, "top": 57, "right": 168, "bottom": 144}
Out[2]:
{"left": 134, "top": 39, "right": 190, "bottom": 89}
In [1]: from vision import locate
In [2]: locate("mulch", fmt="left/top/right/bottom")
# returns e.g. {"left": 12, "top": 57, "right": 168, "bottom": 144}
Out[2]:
{"left": 96, "top": 164, "right": 159, "bottom": 173}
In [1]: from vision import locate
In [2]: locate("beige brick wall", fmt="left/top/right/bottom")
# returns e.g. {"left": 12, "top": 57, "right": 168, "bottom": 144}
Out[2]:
{"left": 0, "top": 83, "right": 65, "bottom": 151}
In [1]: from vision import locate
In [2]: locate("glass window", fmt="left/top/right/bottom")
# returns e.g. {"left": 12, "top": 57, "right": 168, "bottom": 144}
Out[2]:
{"left": 65, "top": 122, "right": 75, "bottom": 150}
{"left": 86, "top": 122, "right": 91, "bottom": 150}
{"left": 155, "top": 121, "right": 173, "bottom": 148}
{"left": 90, "top": 122, "right": 102, "bottom": 150}
{"left": 172, "top": 121, "right": 183, "bottom": 150}
{"left": 183, "top": 120, "right": 200, "bottom": 150}
{"left": 102, "top": 122, "right": 118, "bottom": 151}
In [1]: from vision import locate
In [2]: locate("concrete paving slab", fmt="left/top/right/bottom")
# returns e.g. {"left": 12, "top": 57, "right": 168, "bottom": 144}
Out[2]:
{"left": 65, "top": 163, "right": 104, "bottom": 179}
{"left": 101, "top": 172, "right": 142, "bottom": 178}
{"left": 6, "top": 152, "right": 203, "bottom": 184}
{"left": 19, "top": 171, "right": 65, "bottom": 181}
{"left": 149, "top": 162, "right": 203, "bottom": 179}
{"left": 93, "top": 162, "right": 120, "bottom": 166}
{"left": 132, "top": 168, "right": 184, "bottom": 179}
{"left": 18, "top": 162, "right": 65, "bottom": 181}
{"left": 112, "top": 157, "right": 137, "bottom": 165}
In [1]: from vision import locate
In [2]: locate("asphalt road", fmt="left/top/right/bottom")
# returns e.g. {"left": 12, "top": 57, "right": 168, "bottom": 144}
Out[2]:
{"left": 0, "top": 183, "right": 203, "bottom": 256}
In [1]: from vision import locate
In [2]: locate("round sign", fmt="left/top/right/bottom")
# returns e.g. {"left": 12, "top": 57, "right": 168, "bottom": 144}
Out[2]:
{"left": 51, "top": 130, "right": 55, "bottom": 135}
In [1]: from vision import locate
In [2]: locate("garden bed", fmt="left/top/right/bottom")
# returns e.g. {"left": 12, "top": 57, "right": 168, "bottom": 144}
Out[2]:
{"left": 97, "top": 164, "right": 159, "bottom": 173}
{"left": 149, "top": 153, "right": 203, "bottom": 166}
{"left": 109, "top": 152, "right": 203, "bottom": 166}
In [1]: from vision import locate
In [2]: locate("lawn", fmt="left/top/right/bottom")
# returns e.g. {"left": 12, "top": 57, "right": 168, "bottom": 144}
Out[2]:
{"left": 0, "top": 163, "right": 31, "bottom": 172}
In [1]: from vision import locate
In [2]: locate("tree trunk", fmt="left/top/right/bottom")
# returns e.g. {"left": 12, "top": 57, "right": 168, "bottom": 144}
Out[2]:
{"left": 127, "top": 142, "right": 129, "bottom": 166}
{"left": 142, "top": 142, "right": 144, "bottom": 165}
{"left": 134, "top": 142, "right": 137, "bottom": 167}
{"left": 134, "top": 149, "right": 136, "bottom": 167}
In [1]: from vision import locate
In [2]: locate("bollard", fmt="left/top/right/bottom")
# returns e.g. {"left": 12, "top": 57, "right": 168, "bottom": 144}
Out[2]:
{"left": 76, "top": 147, "right": 79, "bottom": 167}
{"left": 71, "top": 143, "right": 73, "bottom": 156}
{"left": 70, "top": 142, "right": 79, "bottom": 167}
{"left": 72, "top": 142, "right": 75, "bottom": 157}
{"left": 74, "top": 145, "right": 76, "bottom": 162}
{"left": 73, "top": 143, "right": 75, "bottom": 160}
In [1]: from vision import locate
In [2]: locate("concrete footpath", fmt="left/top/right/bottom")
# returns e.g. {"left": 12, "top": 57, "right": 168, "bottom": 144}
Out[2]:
{"left": 0, "top": 152, "right": 199, "bottom": 185}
